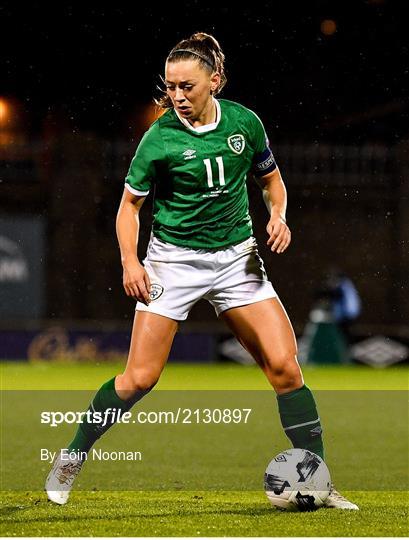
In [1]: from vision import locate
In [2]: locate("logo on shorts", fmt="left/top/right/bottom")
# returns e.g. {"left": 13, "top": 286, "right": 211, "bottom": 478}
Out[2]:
{"left": 227, "top": 134, "right": 245, "bottom": 154}
{"left": 149, "top": 283, "right": 164, "bottom": 301}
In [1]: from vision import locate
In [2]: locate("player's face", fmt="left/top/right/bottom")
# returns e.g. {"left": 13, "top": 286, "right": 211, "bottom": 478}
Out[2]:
{"left": 165, "top": 59, "right": 219, "bottom": 122}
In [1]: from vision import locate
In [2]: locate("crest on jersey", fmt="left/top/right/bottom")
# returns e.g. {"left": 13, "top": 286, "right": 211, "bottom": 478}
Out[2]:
{"left": 227, "top": 134, "right": 245, "bottom": 154}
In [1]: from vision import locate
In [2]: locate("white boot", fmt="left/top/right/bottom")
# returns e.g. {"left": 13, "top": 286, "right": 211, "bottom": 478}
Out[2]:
{"left": 325, "top": 484, "right": 359, "bottom": 510}
{"left": 45, "top": 449, "right": 83, "bottom": 505}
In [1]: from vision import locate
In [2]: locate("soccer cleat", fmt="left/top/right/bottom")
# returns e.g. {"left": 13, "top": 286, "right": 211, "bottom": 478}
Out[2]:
{"left": 324, "top": 484, "right": 359, "bottom": 510}
{"left": 45, "top": 449, "right": 83, "bottom": 505}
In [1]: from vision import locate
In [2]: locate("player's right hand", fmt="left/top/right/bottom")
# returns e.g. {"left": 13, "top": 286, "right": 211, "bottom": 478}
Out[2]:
{"left": 122, "top": 259, "right": 151, "bottom": 305}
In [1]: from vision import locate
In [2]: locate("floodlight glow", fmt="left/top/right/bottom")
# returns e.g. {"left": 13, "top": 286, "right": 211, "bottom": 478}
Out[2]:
{"left": 320, "top": 19, "right": 337, "bottom": 36}
{"left": 0, "top": 98, "right": 10, "bottom": 126}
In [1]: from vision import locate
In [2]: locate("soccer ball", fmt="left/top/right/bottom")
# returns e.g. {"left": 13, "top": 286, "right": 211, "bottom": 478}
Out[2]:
{"left": 264, "top": 448, "right": 331, "bottom": 511}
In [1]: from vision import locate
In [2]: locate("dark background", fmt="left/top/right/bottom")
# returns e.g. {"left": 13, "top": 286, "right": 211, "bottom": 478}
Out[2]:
{"left": 2, "top": 1, "right": 408, "bottom": 141}
{"left": 1, "top": 0, "right": 408, "bottom": 334}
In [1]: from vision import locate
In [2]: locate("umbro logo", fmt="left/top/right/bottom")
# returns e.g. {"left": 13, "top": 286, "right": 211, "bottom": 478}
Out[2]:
{"left": 183, "top": 149, "right": 197, "bottom": 160}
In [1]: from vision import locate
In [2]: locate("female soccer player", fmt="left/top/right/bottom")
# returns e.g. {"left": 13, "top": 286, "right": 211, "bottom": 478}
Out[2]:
{"left": 46, "top": 32, "right": 358, "bottom": 510}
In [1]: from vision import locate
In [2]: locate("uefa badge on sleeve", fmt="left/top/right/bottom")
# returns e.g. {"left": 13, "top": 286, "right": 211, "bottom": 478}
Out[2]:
{"left": 227, "top": 134, "right": 245, "bottom": 154}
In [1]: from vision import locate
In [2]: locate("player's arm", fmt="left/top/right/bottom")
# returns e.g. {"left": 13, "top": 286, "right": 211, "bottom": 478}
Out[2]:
{"left": 249, "top": 108, "right": 291, "bottom": 254}
{"left": 116, "top": 188, "right": 151, "bottom": 304}
{"left": 258, "top": 167, "right": 291, "bottom": 254}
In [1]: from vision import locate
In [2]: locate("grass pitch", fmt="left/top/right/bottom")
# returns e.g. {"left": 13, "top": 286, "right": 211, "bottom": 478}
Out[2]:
{"left": 2, "top": 490, "right": 408, "bottom": 537}
{"left": 1, "top": 361, "right": 408, "bottom": 537}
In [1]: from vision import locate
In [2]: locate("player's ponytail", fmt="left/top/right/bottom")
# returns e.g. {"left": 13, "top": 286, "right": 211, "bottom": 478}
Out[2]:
{"left": 187, "top": 32, "right": 227, "bottom": 94}
{"left": 156, "top": 32, "right": 227, "bottom": 109}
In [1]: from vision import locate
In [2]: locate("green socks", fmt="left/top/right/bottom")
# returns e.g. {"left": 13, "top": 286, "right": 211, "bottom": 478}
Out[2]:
{"left": 277, "top": 384, "right": 324, "bottom": 459}
{"left": 67, "top": 377, "right": 151, "bottom": 455}
{"left": 67, "top": 379, "right": 323, "bottom": 462}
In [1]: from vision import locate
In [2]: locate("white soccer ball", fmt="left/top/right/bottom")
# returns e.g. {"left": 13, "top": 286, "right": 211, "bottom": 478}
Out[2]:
{"left": 264, "top": 448, "right": 331, "bottom": 511}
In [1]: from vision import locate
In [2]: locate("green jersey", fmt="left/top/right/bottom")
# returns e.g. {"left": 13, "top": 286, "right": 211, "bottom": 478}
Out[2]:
{"left": 125, "top": 99, "right": 277, "bottom": 249}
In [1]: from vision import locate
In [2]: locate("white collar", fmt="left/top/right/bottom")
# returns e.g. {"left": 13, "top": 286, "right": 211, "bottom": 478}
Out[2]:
{"left": 175, "top": 98, "right": 221, "bottom": 133}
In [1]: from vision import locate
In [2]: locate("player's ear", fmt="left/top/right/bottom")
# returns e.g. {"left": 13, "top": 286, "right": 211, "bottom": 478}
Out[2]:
{"left": 210, "top": 71, "right": 221, "bottom": 93}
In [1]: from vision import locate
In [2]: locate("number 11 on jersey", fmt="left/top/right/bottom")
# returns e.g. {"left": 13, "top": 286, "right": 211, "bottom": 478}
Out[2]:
{"left": 203, "top": 157, "right": 225, "bottom": 188}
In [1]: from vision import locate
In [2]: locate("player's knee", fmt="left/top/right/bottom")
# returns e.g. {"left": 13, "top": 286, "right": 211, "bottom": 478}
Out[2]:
{"left": 119, "top": 369, "right": 159, "bottom": 394}
{"left": 268, "top": 354, "right": 303, "bottom": 392}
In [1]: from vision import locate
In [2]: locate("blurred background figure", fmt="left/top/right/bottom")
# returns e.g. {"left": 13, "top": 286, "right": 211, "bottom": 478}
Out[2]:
{"left": 315, "top": 266, "right": 362, "bottom": 344}
{"left": 297, "top": 267, "right": 362, "bottom": 366}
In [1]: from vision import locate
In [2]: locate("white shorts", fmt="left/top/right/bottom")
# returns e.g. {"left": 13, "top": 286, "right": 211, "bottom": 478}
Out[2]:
{"left": 136, "top": 236, "right": 277, "bottom": 321}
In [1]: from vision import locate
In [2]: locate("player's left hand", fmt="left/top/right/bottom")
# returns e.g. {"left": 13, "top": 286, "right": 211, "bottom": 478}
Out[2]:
{"left": 266, "top": 214, "right": 291, "bottom": 253}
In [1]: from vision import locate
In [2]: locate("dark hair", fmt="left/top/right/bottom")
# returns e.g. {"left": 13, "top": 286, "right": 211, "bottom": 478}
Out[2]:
{"left": 157, "top": 32, "right": 227, "bottom": 109}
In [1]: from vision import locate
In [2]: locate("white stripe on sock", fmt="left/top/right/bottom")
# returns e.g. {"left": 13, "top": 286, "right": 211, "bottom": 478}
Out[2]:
{"left": 284, "top": 418, "right": 321, "bottom": 431}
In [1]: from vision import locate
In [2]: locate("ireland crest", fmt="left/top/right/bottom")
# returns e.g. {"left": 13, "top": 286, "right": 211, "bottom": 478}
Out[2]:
{"left": 228, "top": 134, "right": 245, "bottom": 154}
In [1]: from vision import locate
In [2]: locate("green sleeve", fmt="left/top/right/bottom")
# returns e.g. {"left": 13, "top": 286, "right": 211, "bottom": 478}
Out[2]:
{"left": 247, "top": 108, "right": 277, "bottom": 176}
{"left": 125, "top": 122, "right": 166, "bottom": 195}
{"left": 248, "top": 109, "right": 269, "bottom": 153}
